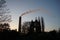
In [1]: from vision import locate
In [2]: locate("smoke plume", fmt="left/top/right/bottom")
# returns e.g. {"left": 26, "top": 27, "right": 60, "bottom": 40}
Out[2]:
{"left": 21, "top": 7, "right": 49, "bottom": 16}
{"left": 21, "top": 9, "right": 40, "bottom": 16}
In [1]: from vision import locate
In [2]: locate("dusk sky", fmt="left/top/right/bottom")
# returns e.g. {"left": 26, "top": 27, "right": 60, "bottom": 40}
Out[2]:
{"left": 5, "top": 0, "right": 60, "bottom": 31}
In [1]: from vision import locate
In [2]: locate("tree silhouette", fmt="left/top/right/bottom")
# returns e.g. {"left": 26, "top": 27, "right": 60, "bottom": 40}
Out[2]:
{"left": 22, "top": 22, "right": 30, "bottom": 34}
{"left": 0, "top": 23, "right": 10, "bottom": 32}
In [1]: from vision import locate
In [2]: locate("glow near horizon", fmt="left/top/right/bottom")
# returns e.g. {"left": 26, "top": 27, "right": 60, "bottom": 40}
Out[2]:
{"left": 5, "top": 0, "right": 60, "bottom": 31}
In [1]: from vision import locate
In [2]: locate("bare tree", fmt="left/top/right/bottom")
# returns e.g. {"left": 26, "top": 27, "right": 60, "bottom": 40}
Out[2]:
{"left": 22, "top": 22, "right": 31, "bottom": 34}
{"left": 0, "top": 0, "right": 11, "bottom": 23}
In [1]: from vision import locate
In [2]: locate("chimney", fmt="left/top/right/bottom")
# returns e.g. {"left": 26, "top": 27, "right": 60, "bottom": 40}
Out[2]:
{"left": 41, "top": 17, "right": 45, "bottom": 32}
{"left": 18, "top": 16, "right": 21, "bottom": 32}
{"left": 38, "top": 16, "right": 41, "bottom": 32}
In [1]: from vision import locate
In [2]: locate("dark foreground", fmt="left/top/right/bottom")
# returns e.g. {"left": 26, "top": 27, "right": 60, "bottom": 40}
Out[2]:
{"left": 0, "top": 30, "right": 60, "bottom": 40}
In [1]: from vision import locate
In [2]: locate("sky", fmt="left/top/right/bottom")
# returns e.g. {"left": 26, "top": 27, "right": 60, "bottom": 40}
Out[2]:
{"left": 5, "top": 0, "right": 60, "bottom": 31}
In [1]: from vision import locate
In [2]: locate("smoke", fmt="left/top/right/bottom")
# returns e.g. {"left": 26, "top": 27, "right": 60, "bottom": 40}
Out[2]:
{"left": 21, "top": 8, "right": 49, "bottom": 16}
{"left": 21, "top": 9, "right": 40, "bottom": 16}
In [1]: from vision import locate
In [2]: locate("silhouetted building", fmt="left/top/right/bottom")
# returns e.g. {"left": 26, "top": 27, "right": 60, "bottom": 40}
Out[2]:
{"left": 18, "top": 16, "right": 21, "bottom": 33}
{"left": 19, "top": 16, "right": 45, "bottom": 33}
{"left": 36, "top": 17, "right": 41, "bottom": 32}
{"left": 29, "top": 20, "right": 34, "bottom": 33}
{"left": 41, "top": 17, "right": 45, "bottom": 32}
{"left": 29, "top": 17, "right": 42, "bottom": 33}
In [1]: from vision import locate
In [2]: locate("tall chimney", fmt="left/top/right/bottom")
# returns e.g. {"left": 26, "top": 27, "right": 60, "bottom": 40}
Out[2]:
{"left": 41, "top": 17, "right": 45, "bottom": 32}
{"left": 38, "top": 16, "right": 41, "bottom": 32}
{"left": 18, "top": 16, "right": 21, "bottom": 32}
